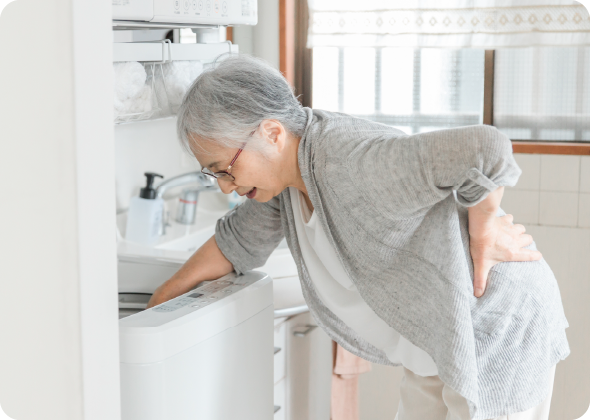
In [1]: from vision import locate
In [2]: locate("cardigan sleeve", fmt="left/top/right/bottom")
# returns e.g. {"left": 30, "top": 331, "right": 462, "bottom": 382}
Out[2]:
{"left": 348, "top": 124, "right": 521, "bottom": 218}
{"left": 215, "top": 196, "right": 284, "bottom": 275}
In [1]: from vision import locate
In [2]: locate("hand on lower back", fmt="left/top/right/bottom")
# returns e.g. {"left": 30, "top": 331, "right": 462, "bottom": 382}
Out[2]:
{"left": 469, "top": 213, "right": 542, "bottom": 297}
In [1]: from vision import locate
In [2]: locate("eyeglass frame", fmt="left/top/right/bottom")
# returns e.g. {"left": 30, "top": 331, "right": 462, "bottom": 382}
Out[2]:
{"left": 200, "top": 126, "right": 258, "bottom": 182}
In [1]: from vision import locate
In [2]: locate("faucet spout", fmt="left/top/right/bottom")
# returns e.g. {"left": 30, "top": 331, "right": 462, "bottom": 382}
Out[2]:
{"left": 155, "top": 171, "right": 215, "bottom": 199}
{"left": 154, "top": 171, "right": 219, "bottom": 234}
{"left": 175, "top": 186, "right": 216, "bottom": 225}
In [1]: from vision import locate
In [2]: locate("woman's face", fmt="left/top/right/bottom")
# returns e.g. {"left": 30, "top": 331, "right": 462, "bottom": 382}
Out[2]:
{"left": 193, "top": 120, "right": 294, "bottom": 203}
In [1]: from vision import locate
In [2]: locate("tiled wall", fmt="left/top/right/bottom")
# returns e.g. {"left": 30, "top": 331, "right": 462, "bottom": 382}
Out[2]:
{"left": 502, "top": 154, "right": 590, "bottom": 420}
{"left": 502, "top": 154, "right": 590, "bottom": 228}
{"left": 524, "top": 224, "right": 590, "bottom": 420}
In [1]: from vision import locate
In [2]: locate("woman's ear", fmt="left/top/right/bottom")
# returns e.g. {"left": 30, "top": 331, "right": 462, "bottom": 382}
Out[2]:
{"left": 259, "top": 120, "right": 286, "bottom": 152}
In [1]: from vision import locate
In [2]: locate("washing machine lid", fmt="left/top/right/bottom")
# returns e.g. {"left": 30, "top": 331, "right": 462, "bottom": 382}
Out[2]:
{"left": 119, "top": 271, "right": 272, "bottom": 364}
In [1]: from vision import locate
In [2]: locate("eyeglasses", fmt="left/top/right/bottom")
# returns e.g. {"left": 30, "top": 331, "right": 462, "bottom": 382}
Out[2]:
{"left": 200, "top": 127, "right": 258, "bottom": 182}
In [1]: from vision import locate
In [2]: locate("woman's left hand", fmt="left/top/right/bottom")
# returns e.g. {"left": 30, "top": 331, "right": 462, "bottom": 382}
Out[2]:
{"left": 468, "top": 187, "right": 542, "bottom": 297}
{"left": 469, "top": 214, "right": 542, "bottom": 297}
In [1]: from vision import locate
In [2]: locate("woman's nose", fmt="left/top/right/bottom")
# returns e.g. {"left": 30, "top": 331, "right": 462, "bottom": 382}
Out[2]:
{"left": 217, "top": 178, "right": 237, "bottom": 195}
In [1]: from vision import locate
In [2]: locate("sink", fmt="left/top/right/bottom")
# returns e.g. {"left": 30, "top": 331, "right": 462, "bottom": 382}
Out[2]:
{"left": 117, "top": 205, "right": 224, "bottom": 261}
{"left": 156, "top": 225, "right": 216, "bottom": 254}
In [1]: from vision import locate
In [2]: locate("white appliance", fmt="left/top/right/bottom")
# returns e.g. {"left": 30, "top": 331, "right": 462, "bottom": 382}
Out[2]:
{"left": 113, "top": 0, "right": 257, "bottom": 26}
{"left": 119, "top": 268, "right": 274, "bottom": 420}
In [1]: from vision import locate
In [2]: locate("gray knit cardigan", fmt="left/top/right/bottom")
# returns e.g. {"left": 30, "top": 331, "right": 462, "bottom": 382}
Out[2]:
{"left": 215, "top": 108, "right": 570, "bottom": 419}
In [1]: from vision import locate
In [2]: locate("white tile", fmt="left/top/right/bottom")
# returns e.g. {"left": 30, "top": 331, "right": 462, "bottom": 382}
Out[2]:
{"left": 501, "top": 189, "right": 539, "bottom": 225}
{"left": 539, "top": 192, "right": 579, "bottom": 227}
{"left": 526, "top": 225, "right": 572, "bottom": 280}
{"left": 580, "top": 156, "right": 590, "bottom": 193}
{"left": 513, "top": 154, "right": 540, "bottom": 190}
{"left": 547, "top": 228, "right": 590, "bottom": 420}
{"left": 578, "top": 193, "right": 590, "bottom": 228}
{"left": 540, "top": 155, "right": 580, "bottom": 192}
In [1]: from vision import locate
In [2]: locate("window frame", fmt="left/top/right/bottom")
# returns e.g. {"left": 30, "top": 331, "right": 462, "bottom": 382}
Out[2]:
{"left": 485, "top": 49, "right": 590, "bottom": 155}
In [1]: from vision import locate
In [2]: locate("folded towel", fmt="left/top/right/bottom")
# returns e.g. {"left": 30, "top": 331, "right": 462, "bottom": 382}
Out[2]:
{"left": 112, "top": 60, "right": 204, "bottom": 120}
{"left": 163, "top": 61, "right": 204, "bottom": 107}
{"left": 113, "top": 61, "right": 146, "bottom": 102}
{"left": 113, "top": 62, "right": 153, "bottom": 118}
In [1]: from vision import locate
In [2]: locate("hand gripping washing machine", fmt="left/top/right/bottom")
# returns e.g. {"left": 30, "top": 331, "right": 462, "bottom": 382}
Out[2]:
{"left": 119, "top": 270, "right": 274, "bottom": 420}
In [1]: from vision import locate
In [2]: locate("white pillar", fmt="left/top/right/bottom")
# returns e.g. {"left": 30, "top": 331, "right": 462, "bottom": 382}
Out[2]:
{"left": 0, "top": 1, "right": 120, "bottom": 419}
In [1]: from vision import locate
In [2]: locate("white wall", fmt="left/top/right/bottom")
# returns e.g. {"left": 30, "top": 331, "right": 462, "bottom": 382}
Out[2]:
{"left": 232, "top": 0, "right": 279, "bottom": 69}
{"left": 359, "top": 154, "right": 590, "bottom": 420}
{"left": 0, "top": 3, "right": 82, "bottom": 418}
{"left": 73, "top": 1, "right": 122, "bottom": 419}
{"left": 0, "top": 1, "right": 120, "bottom": 419}
{"left": 114, "top": 118, "right": 200, "bottom": 211}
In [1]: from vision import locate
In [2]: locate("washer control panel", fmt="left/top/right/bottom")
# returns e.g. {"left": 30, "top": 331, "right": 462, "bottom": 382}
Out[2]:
{"left": 152, "top": 274, "right": 256, "bottom": 313}
{"left": 113, "top": 0, "right": 257, "bottom": 25}
{"left": 156, "top": 0, "right": 256, "bottom": 24}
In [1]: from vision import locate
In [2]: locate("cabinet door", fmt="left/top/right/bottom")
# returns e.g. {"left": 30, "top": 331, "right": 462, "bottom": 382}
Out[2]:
{"left": 285, "top": 312, "right": 332, "bottom": 420}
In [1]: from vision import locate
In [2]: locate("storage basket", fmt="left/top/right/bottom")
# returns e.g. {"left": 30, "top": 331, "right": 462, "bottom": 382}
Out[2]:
{"left": 113, "top": 60, "right": 204, "bottom": 124}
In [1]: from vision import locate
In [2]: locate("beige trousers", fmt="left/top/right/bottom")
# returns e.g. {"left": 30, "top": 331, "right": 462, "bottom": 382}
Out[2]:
{"left": 395, "top": 365, "right": 556, "bottom": 420}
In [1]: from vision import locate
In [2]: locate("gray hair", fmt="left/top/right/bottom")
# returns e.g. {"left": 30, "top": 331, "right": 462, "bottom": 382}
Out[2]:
{"left": 177, "top": 54, "right": 308, "bottom": 154}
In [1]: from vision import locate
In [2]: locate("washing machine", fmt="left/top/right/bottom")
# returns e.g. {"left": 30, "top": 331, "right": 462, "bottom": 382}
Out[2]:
{"left": 118, "top": 266, "right": 274, "bottom": 420}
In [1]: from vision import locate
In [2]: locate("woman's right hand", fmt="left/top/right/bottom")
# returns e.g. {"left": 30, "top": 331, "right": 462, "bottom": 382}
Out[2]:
{"left": 146, "top": 285, "right": 175, "bottom": 309}
{"left": 144, "top": 235, "right": 234, "bottom": 309}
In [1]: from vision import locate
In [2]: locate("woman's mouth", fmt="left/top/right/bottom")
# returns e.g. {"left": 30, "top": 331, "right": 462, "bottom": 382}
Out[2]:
{"left": 246, "top": 187, "right": 257, "bottom": 199}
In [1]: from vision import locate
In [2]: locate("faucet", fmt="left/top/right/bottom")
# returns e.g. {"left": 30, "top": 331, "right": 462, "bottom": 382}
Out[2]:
{"left": 155, "top": 172, "right": 219, "bottom": 232}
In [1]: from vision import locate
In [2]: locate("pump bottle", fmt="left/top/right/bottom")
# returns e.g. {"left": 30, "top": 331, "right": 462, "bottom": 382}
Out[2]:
{"left": 125, "top": 172, "right": 164, "bottom": 246}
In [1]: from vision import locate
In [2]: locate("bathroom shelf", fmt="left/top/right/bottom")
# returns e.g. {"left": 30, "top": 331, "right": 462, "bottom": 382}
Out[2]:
{"left": 113, "top": 20, "right": 222, "bottom": 30}
{"left": 113, "top": 40, "right": 237, "bottom": 63}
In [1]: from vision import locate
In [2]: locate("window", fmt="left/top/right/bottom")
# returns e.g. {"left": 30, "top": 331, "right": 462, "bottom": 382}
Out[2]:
{"left": 312, "top": 48, "right": 485, "bottom": 134}
{"left": 494, "top": 47, "right": 590, "bottom": 142}
{"left": 311, "top": 45, "right": 590, "bottom": 144}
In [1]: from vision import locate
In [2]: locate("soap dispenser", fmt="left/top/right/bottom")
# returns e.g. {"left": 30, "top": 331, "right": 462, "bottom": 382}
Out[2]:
{"left": 125, "top": 172, "right": 164, "bottom": 246}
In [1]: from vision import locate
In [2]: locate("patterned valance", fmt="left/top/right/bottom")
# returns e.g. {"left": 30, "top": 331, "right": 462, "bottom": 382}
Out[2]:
{"left": 307, "top": 0, "right": 590, "bottom": 48}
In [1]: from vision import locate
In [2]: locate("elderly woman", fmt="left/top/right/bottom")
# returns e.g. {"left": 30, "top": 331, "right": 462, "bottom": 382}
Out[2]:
{"left": 147, "top": 55, "right": 569, "bottom": 420}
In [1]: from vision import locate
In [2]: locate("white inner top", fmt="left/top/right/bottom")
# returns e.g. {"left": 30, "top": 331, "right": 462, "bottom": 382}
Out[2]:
{"left": 289, "top": 187, "right": 438, "bottom": 376}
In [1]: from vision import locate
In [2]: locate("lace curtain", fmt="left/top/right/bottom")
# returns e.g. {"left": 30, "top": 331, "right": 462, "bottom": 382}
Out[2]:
{"left": 307, "top": 0, "right": 590, "bottom": 48}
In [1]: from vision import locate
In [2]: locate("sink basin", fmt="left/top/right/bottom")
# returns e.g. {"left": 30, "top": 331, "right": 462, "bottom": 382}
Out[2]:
{"left": 156, "top": 225, "right": 216, "bottom": 254}
{"left": 117, "top": 205, "right": 224, "bottom": 261}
